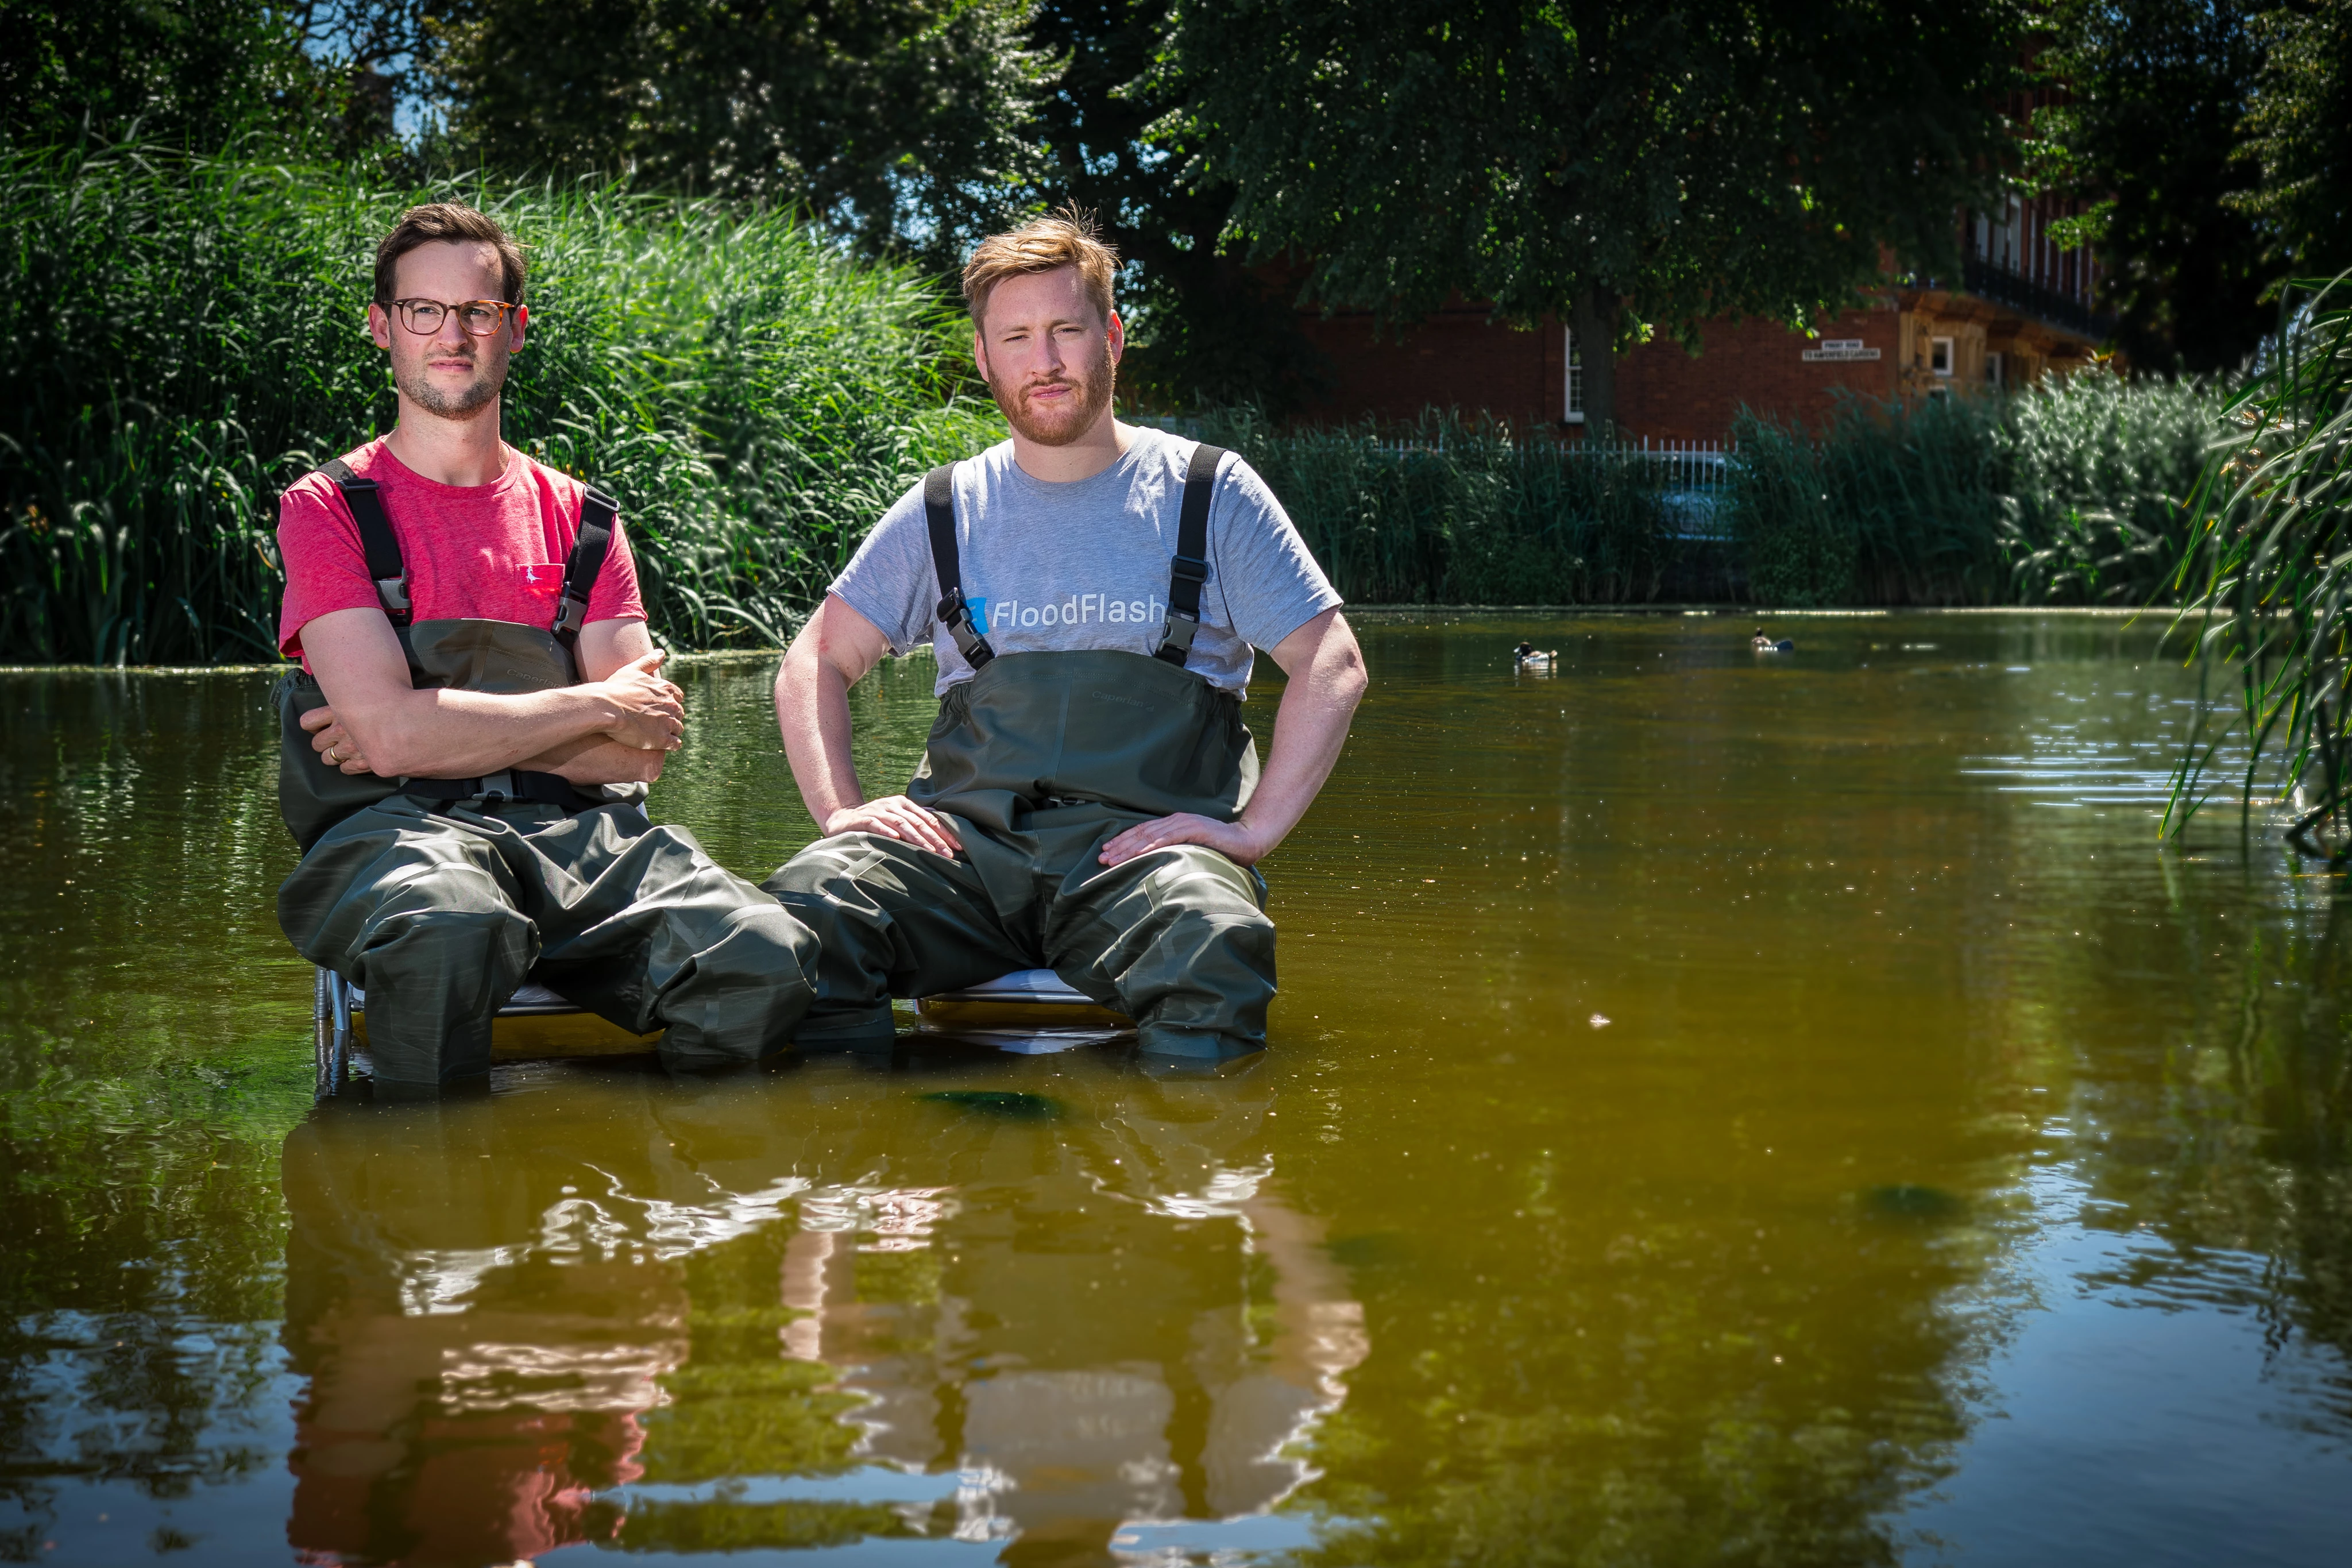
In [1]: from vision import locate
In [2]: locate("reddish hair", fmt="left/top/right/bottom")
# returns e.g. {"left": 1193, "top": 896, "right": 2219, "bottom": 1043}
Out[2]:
{"left": 961, "top": 208, "right": 1117, "bottom": 327}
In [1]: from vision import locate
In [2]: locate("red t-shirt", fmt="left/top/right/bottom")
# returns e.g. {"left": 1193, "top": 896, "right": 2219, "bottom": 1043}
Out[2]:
{"left": 276, "top": 438, "right": 647, "bottom": 663}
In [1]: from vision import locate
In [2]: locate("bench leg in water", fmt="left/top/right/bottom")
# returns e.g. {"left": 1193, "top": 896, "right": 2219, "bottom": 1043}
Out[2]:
{"left": 312, "top": 966, "right": 353, "bottom": 1099}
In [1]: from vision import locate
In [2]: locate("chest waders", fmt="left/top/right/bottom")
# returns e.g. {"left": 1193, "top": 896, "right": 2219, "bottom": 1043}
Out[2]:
{"left": 763, "top": 443, "right": 1279, "bottom": 1060}
{"left": 273, "top": 460, "right": 816, "bottom": 1090}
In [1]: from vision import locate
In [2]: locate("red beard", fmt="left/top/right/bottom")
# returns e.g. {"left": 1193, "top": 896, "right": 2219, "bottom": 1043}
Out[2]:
{"left": 987, "top": 335, "right": 1116, "bottom": 446}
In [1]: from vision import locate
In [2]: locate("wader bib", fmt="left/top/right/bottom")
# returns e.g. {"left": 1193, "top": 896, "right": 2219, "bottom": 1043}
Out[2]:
{"left": 764, "top": 444, "right": 1277, "bottom": 1059}
{"left": 274, "top": 459, "right": 815, "bottom": 1087}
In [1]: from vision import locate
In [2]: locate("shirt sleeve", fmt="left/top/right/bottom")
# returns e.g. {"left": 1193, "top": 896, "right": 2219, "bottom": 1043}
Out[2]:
{"left": 828, "top": 479, "right": 937, "bottom": 654}
{"left": 275, "top": 474, "right": 382, "bottom": 658}
{"left": 1207, "top": 454, "right": 1343, "bottom": 652}
{"left": 586, "top": 512, "right": 646, "bottom": 623}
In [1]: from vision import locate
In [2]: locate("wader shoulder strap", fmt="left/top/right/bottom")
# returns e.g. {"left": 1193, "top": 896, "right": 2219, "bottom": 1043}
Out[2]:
{"left": 1154, "top": 443, "right": 1229, "bottom": 666}
{"left": 925, "top": 462, "right": 995, "bottom": 669}
{"left": 553, "top": 486, "right": 619, "bottom": 648}
{"left": 320, "top": 458, "right": 411, "bottom": 625}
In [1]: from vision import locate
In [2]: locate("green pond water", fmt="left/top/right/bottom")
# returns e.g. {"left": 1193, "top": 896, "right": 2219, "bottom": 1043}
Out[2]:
{"left": 1, "top": 612, "right": 2347, "bottom": 1566}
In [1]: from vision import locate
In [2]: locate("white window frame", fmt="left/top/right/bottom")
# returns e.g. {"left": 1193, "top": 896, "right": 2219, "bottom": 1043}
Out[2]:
{"left": 1985, "top": 351, "right": 2005, "bottom": 391}
{"left": 1930, "top": 336, "right": 1955, "bottom": 377}
{"left": 1563, "top": 327, "right": 1585, "bottom": 423}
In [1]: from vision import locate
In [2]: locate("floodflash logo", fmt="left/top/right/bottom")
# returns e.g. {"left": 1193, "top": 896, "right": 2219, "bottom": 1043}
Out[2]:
{"left": 968, "top": 593, "right": 1170, "bottom": 631}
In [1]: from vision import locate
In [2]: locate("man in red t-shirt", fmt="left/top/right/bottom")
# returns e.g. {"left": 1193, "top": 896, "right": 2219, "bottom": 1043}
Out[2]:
{"left": 274, "top": 202, "right": 814, "bottom": 1089}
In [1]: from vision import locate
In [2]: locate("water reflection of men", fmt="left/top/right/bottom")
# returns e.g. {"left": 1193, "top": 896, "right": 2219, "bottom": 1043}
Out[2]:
{"left": 281, "top": 1085, "right": 691, "bottom": 1565}
{"left": 784, "top": 1067, "right": 1367, "bottom": 1555}
{"left": 279, "top": 1062, "right": 1364, "bottom": 1565}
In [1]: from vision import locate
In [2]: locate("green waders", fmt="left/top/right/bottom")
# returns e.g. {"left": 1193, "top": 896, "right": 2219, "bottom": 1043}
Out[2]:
{"left": 275, "top": 461, "right": 814, "bottom": 1088}
{"left": 763, "top": 445, "right": 1277, "bottom": 1060}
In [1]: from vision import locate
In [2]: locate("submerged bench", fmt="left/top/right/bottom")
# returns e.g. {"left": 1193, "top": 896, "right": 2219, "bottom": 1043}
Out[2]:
{"left": 310, "top": 965, "right": 1130, "bottom": 1091}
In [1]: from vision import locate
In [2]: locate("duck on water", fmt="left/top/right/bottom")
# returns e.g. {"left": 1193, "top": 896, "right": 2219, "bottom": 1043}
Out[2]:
{"left": 1753, "top": 628, "right": 1794, "bottom": 653}
{"left": 1513, "top": 641, "right": 1559, "bottom": 668}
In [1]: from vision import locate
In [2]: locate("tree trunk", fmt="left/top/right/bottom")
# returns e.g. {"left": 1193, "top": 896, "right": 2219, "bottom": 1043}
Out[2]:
{"left": 1573, "top": 287, "right": 1619, "bottom": 437}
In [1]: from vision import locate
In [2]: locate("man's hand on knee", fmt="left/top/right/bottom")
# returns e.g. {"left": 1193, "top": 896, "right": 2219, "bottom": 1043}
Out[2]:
{"left": 1100, "top": 812, "right": 1265, "bottom": 868}
{"left": 824, "top": 795, "right": 963, "bottom": 858}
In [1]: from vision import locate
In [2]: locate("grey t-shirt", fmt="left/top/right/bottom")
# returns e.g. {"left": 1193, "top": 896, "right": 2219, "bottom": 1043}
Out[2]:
{"left": 831, "top": 426, "right": 1341, "bottom": 697}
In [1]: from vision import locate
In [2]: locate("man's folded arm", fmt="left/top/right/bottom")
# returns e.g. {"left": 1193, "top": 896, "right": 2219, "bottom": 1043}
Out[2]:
{"left": 507, "top": 619, "right": 678, "bottom": 785}
{"left": 303, "top": 608, "right": 682, "bottom": 782}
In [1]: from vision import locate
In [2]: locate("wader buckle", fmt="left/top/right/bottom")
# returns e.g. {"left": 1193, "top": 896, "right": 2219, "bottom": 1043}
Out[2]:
{"left": 1156, "top": 555, "right": 1210, "bottom": 662}
{"left": 376, "top": 576, "right": 412, "bottom": 615}
{"left": 1152, "top": 455, "right": 1219, "bottom": 664}
{"left": 937, "top": 588, "right": 995, "bottom": 669}
{"left": 553, "top": 594, "right": 589, "bottom": 637}
{"left": 404, "top": 769, "right": 603, "bottom": 813}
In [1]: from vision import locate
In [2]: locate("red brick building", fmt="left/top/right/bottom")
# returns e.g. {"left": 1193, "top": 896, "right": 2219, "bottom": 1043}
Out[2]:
{"left": 1292, "top": 226, "right": 2114, "bottom": 444}
{"left": 1289, "top": 74, "right": 2117, "bottom": 443}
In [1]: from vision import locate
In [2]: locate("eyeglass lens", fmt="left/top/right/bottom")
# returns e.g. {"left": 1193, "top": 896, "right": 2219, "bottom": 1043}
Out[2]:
{"left": 396, "top": 300, "right": 508, "bottom": 335}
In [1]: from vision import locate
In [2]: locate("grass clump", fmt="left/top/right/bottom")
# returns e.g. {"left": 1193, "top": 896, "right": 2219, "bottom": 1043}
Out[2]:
{"left": 1198, "top": 408, "right": 1680, "bottom": 604}
{"left": 1727, "top": 376, "right": 2222, "bottom": 608}
{"left": 0, "top": 140, "right": 1001, "bottom": 664}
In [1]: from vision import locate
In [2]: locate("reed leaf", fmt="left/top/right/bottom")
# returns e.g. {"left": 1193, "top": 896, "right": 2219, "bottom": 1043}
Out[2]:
{"left": 2165, "top": 273, "right": 2352, "bottom": 852}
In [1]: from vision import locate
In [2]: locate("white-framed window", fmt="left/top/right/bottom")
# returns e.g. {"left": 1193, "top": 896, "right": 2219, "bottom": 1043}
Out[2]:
{"left": 1563, "top": 328, "right": 1585, "bottom": 423}
{"left": 1985, "top": 351, "right": 2005, "bottom": 390}
{"left": 1930, "top": 336, "right": 1955, "bottom": 377}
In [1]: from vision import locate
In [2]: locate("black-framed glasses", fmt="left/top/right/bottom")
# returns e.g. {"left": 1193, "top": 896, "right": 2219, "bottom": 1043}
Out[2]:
{"left": 387, "top": 298, "right": 518, "bottom": 336}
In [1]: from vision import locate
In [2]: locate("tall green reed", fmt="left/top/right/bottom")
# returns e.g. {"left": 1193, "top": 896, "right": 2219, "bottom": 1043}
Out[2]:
{"left": 1727, "top": 377, "right": 2220, "bottom": 608}
{"left": 2165, "top": 275, "right": 2352, "bottom": 855}
{"left": 0, "top": 140, "right": 1001, "bottom": 663}
{"left": 1195, "top": 407, "right": 1678, "bottom": 604}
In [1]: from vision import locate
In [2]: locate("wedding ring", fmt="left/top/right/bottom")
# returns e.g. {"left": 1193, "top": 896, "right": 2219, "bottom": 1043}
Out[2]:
{"left": 327, "top": 746, "right": 343, "bottom": 764}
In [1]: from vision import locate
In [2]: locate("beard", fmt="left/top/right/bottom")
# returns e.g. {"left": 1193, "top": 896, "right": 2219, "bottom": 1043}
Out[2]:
{"left": 394, "top": 343, "right": 504, "bottom": 419}
{"left": 987, "top": 335, "right": 1115, "bottom": 446}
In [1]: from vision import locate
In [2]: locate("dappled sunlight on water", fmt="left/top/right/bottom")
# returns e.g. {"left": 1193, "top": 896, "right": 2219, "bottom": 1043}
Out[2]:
{"left": 0, "top": 612, "right": 2346, "bottom": 1566}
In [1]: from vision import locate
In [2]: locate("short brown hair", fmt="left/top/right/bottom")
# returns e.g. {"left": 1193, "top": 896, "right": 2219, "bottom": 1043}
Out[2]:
{"left": 373, "top": 203, "right": 527, "bottom": 307}
{"left": 961, "top": 208, "right": 1118, "bottom": 328}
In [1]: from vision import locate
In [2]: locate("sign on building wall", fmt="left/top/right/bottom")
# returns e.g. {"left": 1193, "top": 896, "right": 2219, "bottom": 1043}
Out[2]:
{"left": 1802, "top": 339, "right": 1882, "bottom": 362}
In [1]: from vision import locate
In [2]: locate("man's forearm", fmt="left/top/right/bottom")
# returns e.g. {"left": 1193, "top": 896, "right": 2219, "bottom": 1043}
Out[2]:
{"left": 354, "top": 685, "right": 625, "bottom": 779}
{"left": 1238, "top": 640, "right": 1367, "bottom": 854}
{"left": 512, "top": 731, "right": 666, "bottom": 786}
{"left": 777, "top": 653, "right": 867, "bottom": 828}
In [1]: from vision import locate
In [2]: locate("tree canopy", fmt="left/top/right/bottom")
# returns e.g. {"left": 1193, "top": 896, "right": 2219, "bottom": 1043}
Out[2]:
{"left": 1021, "top": 0, "right": 1326, "bottom": 407}
{"left": 0, "top": 0, "right": 333, "bottom": 151}
{"left": 9, "top": 0, "right": 2343, "bottom": 411}
{"left": 1169, "top": 0, "right": 2026, "bottom": 426}
{"left": 2034, "top": 1, "right": 2285, "bottom": 374}
{"left": 422, "top": 0, "right": 1048, "bottom": 265}
{"left": 2237, "top": 0, "right": 2352, "bottom": 280}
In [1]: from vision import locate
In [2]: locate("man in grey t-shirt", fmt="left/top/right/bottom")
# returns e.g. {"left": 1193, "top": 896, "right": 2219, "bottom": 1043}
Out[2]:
{"left": 761, "top": 211, "right": 1367, "bottom": 1059}
{"left": 833, "top": 424, "right": 1336, "bottom": 698}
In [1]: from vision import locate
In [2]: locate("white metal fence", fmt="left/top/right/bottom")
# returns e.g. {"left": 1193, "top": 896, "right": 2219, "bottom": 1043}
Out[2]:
{"left": 1619, "top": 437, "right": 1732, "bottom": 540}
